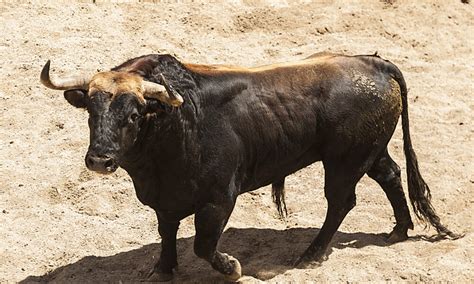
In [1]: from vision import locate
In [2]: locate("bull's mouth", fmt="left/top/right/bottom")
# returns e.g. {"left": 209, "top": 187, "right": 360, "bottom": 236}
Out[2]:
{"left": 95, "top": 162, "right": 119, "bottom": 175}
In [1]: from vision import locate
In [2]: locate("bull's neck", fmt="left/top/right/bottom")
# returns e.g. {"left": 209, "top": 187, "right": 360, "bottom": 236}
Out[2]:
{"left": 119, "top": 103, "right": 199, "bottom": 176}
{"left": 190, "top": 71, "right": 251, "bottom": 110}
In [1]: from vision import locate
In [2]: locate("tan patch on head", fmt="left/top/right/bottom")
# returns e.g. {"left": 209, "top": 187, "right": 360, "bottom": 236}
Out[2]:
{"left": 89, "top": 71, "right": 145, "bottom": 103}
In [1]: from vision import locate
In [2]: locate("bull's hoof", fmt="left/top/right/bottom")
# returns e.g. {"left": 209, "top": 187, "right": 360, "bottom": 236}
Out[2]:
{"left": 293, "top": 252, "right": 327, "bottom": 269}
{"left": 223, "top": 254, "right": 242, "bottom": 282}
{"left": 386, "top": 231, "right": 408, "bottom": 243}
{"left": 147, "top": 265, "right": 177, "bottom": 282}
{"left": 147, "top": 271, "right": 174, "bottom": 282}
{"left": 386, "top": 226, "right": 409, "bottom": 243}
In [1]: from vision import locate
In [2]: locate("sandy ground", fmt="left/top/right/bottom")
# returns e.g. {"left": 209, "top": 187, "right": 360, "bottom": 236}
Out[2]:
{"left": 0, "top": 0, "right": 473, "bottom": 282}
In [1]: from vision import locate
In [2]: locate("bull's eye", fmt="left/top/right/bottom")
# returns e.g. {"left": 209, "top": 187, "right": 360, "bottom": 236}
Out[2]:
{"left": 129, "top": 113, "right": 139, "bottom": 124}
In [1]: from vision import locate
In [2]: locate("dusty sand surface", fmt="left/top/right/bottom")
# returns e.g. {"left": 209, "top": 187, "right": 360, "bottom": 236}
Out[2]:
{"left": 0, "top": 0, "right": 473, "bottom": 282}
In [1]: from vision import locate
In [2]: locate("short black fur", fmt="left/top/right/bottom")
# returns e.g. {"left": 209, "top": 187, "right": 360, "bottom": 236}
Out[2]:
{"left": 60, "top": 52, "right": 460, "bottom": 281}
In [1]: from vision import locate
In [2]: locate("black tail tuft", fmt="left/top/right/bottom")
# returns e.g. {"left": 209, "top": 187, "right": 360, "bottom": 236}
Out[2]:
{"left": 393, "top": 68, "right": 462, "bottom": 240}
{"left": 272, "top": 178, "right": 288, "bottom": 219}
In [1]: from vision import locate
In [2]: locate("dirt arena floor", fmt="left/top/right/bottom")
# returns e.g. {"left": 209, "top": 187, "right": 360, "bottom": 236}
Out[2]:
{"left": 0, "top": 0, "right": 473, "bottom": 282}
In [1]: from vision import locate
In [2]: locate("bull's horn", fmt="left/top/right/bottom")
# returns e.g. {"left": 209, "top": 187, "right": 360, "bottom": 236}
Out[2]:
{"left": 40, "top": 60, "right": 90, "bottom": 90}
{"left": 142, "top": 74, "right": 183, "bottom": 107}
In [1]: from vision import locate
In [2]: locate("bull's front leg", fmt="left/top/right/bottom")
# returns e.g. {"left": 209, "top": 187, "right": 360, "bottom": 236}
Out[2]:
{"left": 194, "top": 202, "right": 241, "bottom": 281}
{"left": 148, "top": 212, "right": 180, "bottom": 282}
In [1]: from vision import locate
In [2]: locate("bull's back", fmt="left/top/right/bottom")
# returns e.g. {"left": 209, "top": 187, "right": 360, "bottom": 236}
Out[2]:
{"left": 224, "top": 60, "right": 339, "bottom": 190}
{"left": 196, "top": 54, "right": 403, "bottom": 191}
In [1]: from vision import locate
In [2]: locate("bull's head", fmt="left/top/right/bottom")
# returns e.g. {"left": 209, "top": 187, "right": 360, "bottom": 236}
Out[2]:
{"left": 40, "top": 60, "right": 183, "bottom": 174}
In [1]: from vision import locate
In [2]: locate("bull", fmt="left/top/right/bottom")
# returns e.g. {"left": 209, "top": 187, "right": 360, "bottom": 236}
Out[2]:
{"left": 40, "top": 52, "right": 459, "bottom": 281}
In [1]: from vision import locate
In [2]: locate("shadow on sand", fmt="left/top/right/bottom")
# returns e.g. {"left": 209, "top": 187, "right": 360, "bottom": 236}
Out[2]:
{"left": 21, "top": 227, "right": 396, "bottom": 283}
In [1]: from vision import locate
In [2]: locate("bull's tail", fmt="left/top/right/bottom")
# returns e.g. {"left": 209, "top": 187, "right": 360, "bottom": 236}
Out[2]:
{"left": 272, "top": 178, "right": 287, "bottom": 219}
{"left": 392, "top": 68, "right": 461, "bottom": 240}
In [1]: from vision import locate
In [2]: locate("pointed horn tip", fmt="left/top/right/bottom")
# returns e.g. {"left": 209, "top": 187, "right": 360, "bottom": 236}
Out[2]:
{"left": 40, "top": 60, "right": 51, "bottom": 81}
{"left": 40, "top": 60, "right": 55, "bottom": 89}
{"left": 170, "top": 97, "right": 184, "bottom": 107}
{"left": 42, "top": 60, "right": 51, "bottom": 71}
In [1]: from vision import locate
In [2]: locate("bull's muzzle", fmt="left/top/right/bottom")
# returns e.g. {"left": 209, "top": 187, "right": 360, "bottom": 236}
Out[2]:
{"left": 85, "top": 152, "right": 118, "bottom": 174}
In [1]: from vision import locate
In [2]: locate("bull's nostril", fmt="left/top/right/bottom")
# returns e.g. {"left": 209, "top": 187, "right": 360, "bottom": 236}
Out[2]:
{"left": 86, "top": 153, "right": 116, "bottom": 173}
{"left": 104, "top": 159, "right": 114, "bottom": 169}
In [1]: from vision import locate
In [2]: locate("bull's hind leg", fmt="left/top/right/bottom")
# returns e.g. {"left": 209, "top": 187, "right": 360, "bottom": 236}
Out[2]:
{"left": 367, "top": 149, "right": 414, "bottom": 243}
{"left": 295, "top": 160, "right": 365, "bottom": 267}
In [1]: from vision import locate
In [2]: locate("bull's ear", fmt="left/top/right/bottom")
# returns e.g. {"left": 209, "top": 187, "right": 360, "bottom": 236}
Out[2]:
{"left": 64, "top": 89, "right": 87, "bottom": 108}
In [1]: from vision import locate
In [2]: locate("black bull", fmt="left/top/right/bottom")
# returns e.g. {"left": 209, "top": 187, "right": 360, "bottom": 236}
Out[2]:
{"left": 40, "top": 52, "right": 459, "bottom": 281}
